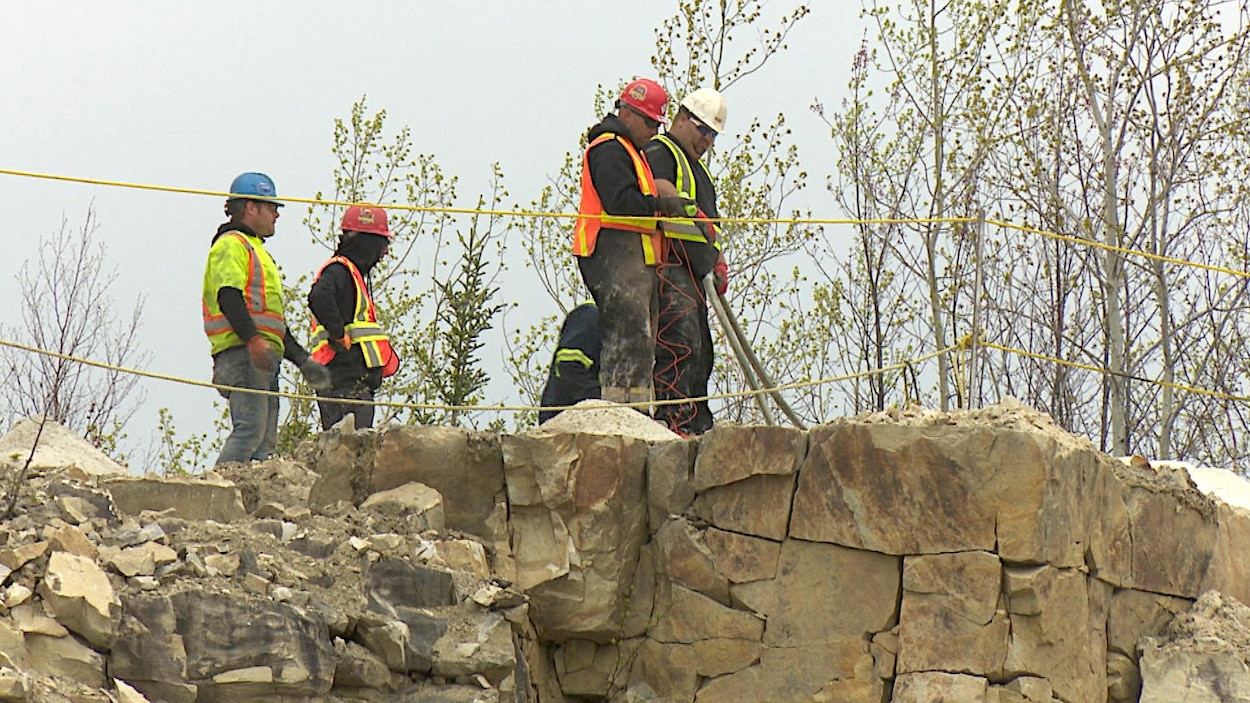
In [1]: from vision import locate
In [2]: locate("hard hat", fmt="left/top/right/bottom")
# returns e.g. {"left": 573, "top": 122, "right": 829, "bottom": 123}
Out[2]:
{"left": 228, "top": 172, "right": 283, "bottom": 206}
{"left": 620, "top": 78, "right": 669, "bottom": 125}
{"left": 680, "top": 88, "right": 728, "bottom": 134}
{"left": 341, "top": 204, "right": 392, "bottom": 238}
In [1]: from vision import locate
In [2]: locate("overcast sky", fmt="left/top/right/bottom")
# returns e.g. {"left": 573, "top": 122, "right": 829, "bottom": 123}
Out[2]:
{"left": 0, "top": 2, "right": 863, "bottom": 465}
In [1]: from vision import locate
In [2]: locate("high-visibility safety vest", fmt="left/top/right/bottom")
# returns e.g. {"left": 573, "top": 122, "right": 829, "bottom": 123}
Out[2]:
{"left": 309, "top": 256, "right": 399, "bottom": 378}
{"left": 202, "top": 231, "right": 288, "bottom": 356}
{"left": 651, "top": 134, "right": 722, "bottom": 248}
{"left": 572, "top": 133, "right": 665, "bottom": 266}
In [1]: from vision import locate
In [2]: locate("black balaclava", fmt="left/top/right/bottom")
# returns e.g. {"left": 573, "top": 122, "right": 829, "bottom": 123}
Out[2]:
{"left": 336, "top": 232, "right": 390, "bottom": 275}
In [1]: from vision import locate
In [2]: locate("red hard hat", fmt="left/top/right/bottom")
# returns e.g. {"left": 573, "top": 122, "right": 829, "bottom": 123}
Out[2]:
{"left": 620, "top": 78, "right": 668, "bottom": 125}
{"left": 341, "top": 205, "right": 391, "bottom": 238}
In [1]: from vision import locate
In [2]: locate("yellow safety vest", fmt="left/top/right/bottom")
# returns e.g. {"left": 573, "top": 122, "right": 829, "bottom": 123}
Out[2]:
{"left": 202, "top": 231, "right": 287, "bottom": 356}
{"left": 309, "top": 256, "right": 399, "bottom": 377}
{"left": 651, "top": 134, "right": 722, "bottom": 248}
{"left": 572, "top": 133, "right": 664, "bottom": 266}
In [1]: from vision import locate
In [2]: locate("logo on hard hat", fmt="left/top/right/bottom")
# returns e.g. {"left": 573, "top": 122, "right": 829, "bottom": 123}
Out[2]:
{"left": 357, "top": 208, "right": 375, "bottom": 225}
{"left": 257, "top": 182, "right": 274, "bottom": 196}
{"left": 628, "top": 84, "right": 648, "bottom": 102}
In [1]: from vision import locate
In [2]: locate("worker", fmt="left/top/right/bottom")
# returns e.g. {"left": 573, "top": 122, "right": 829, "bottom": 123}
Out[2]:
{"left": 538, "top": 301, "right": 601, "bottom": 423}
{"left": 643, "top": 88, "right": 730, "bottom": 436}
{"left": 572, "top": 77, "right": 695, "bottom": 410}
{"left": 203, "top": 172, "right": 332, "bottom": 465}
{"left": 307, "top": 205, "right": 400, "bottom": 430}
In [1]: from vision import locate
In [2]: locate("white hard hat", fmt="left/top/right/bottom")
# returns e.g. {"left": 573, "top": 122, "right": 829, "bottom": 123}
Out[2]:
{"left": 680, "top": 88, "right": 727, "bottom": 135}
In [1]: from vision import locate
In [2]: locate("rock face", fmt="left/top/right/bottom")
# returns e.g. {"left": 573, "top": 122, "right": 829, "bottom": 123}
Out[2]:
{"left": 1139, "top": 590, "right": 1250, "bottom": 702}
{"left": 2, "top": 403, "right": 1249, "bottom": 702}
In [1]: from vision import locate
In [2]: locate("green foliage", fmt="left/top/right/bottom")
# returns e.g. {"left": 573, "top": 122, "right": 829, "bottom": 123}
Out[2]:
{"left": 151, "top": 405, "right": 226, "bottom": 476}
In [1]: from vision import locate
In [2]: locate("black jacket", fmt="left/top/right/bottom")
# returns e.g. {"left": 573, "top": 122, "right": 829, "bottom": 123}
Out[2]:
{"left": 539, "top": 302, "right": 602, "bottom": 423}
{"left": 585, "top": 114, "right": 664, "bottom": 225}
{"left": 307, "top": 232, "right": 390, "bottom": 390}
{"left": 643, "top": 135, "right": 722, "bottom": 278}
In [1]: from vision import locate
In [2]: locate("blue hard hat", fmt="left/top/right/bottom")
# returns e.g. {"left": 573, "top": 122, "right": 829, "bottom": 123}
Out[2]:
{"left": 228, "top": 172, "right": 283, "bottom": 206}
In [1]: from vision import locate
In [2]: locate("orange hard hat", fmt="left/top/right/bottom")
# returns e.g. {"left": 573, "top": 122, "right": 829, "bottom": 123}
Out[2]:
{"left": 341, "top": 205, "right": 391, "bottom": 238}
{"left": 620, "top": 78, "right": 668, "bottom": 125}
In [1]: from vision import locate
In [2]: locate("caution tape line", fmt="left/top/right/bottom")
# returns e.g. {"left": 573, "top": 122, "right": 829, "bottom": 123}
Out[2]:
{"left": 0, "top": 337, "right": 953, "bottom": 416}
{"left": 6, "top": 167, "right": 1249, "bottom": 281}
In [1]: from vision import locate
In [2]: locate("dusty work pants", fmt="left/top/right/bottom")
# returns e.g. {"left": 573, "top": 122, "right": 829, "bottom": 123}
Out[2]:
{"left": 577, "top": 231, "right": 658, "bottom": 405}
{"left": 654, "top": 240, "right": 715, "bottom": 435}
{"left": 212, "top": 345, "right": 280, "bottom": 465}
{"left": 317, "top": 381, "right": 376, "bottom": 431}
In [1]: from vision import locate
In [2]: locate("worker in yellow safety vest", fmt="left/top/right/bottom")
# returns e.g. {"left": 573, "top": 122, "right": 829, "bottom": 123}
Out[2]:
{"left": 572, "top": 77, "right": 695, "bottom": 409}
{"left": 203, "top": 172, "right": 332, "bottom": 465}
{"left": 308, "top": 204, "right": 400, "bottom": 430}
{"left": 643, "top": 88, "right": 730, "bottom": 436}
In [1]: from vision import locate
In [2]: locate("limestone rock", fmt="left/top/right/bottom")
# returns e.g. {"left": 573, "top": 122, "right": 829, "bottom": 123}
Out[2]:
{"left": 171, "top": 591, "right": 334, "bottom": 698}
{"left": 894, "top": 671, "right": 989, "bottom": 702}
{"left": 694, "top": 642, "right": 879, "bottom": 703}
{"left": 0, "top": 668, "right": 26, "bottom": 702}
{"left": 692, "top": 637, "right": 760, "bottom": 677}
{"left": 0, "top": 542, "right": 48, "bottom": 572}
{"left": 110, "top": 594, "right": 196, "bottom": 703}
{"left": 692, "top": 473, "right": 794, "bottom": 541}
{"left": 652, "top": 584, "right": 763, "bottom": 644}
{"left": 370, "top": 425, "right": 504, "bottom": 538}
{"left": 1139, "top": 590, "right": 1250, "bottom": 702}
{"left": 691, "top": 425, "right": 806, "bottom": 491}
{"left": 333, "top": 638, "right": 391, "bottom": 688}
{"left": 554, "top": 639, "right": 635, "bottom": 698}
{"left": 0, "top": 416, "right": 125, "bottom": 476}
{"left": 654, "top": 518, "right": 730, "bottom": 605}
{"left": 100, "top": 542, "right": 178, "bottom": 578}
{"left": 703, "top": 528, "right": 780, "bottom": 584}
{"left": 0, "top": 619, "right": 27, "bottom": 669}
{"left": 38, "top": 550, "right": 120, "bottom": 649}
{"left": 431, "top": 610, "right": 517, "bottom": 685}
{"left": 435, "top": 539, "right": 491, "bottom": 579}
{"left": 638, "top": 639, "right": 698, "bottom": 703}
{"left": 1107, "top": 588, "right": 1191, "bottom": 657}
{"left": 113, "top": 679, "right": 153, "bottom": 703}
{"left": 360, "top": 481, "right": 446, "bottom": 533}
{"left": 897, "top": 551, "right": 1008, "bottom": 676}
{"left": 101, "top": 475, "right": 246, "bottom": 523}
{"left": 503, "top": 433, "right": 647, "bottom": 641}
{"left": 47, "top": 524, "right": 97, "bottom": 560}
{"left": 367, "top": 557, "right": 456, "bottom": 611}
{"left": 647, "top": 438, "right": 697, "bottom": 529}
{"left": 25, "top": 632, "right": 106, "bottom": 688}
{"left": 1002, "top": 565, "right": 1102, "bottom": 703}
{"left": 763, "top": 539, "right": 899, "bottom": 647}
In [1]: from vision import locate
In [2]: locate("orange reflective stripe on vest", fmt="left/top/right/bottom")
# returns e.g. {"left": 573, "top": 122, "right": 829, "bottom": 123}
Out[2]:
{"left": 572, "top": 133, "right": 664, "bottom": 266}
{"left": 309, "top": 256, "right": 399, "bottom": 378}
{"left": 202, "top": 232, "right": 287, "bottom": 342}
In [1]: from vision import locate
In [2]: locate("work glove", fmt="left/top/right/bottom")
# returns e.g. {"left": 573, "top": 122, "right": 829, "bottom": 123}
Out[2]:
{"left": 299, "top": 358, "right": 333, "bottom": 391}
{"left": 329, "top": 334, "right": 352, "bottom": 353}
{"left": 713, "top": 259, "right": 729, "bottom": 296}
{"left": 655, "top": 196, "right": 697, "bottom": 218}
{"left": 246, "top": 336, "right": 278, "bottom": 373}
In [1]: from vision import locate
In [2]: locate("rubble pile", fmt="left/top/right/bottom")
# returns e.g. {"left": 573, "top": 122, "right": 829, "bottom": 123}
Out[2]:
{"left": 0, "top": 422, "right": 527, "bottom": 703}
{"left": 2, "top": 402, "right": 1250, "bottom": 701}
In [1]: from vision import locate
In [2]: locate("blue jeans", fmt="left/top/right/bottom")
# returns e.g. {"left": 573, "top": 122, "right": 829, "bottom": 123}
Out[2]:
{"left": 212, "top": 345, "right": 280, "bottom": 465}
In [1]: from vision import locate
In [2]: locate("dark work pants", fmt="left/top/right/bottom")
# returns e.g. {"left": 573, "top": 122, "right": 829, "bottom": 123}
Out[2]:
{"left": 654, "top": 240, "right": 715, "bottom": 435}
{"left": 317, "top": 381, "right": 376, "bottom": 430}
{"left": 577, "top": 231, "right": 658, "bottom": 397}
